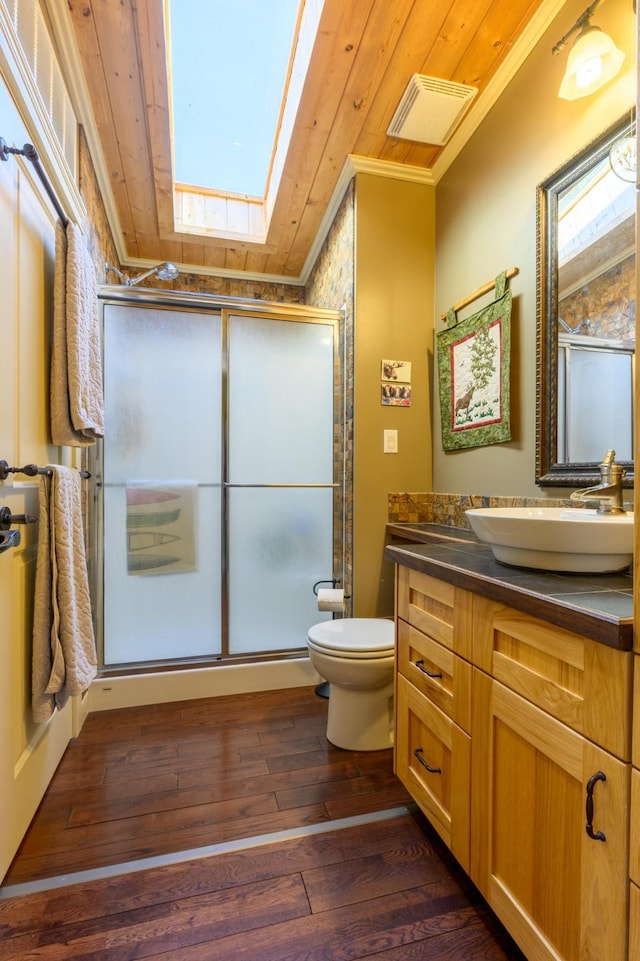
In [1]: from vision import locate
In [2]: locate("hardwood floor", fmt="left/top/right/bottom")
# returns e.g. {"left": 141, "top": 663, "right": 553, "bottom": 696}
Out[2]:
{"left": 0, "top": 686, "right": 526, "bottom": 959}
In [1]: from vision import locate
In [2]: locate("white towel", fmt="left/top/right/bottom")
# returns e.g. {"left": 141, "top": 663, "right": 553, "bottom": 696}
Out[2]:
{"left": 32, "top": 466, "right": 97, "bottom": 722}
{"left": 50, "top": 221, "right": 104, "bottom": 447}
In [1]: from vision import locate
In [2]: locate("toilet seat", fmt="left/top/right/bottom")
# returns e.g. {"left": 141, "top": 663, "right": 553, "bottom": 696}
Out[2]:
{"left": 307, "top": 618, "right": 394, "bottom": 659}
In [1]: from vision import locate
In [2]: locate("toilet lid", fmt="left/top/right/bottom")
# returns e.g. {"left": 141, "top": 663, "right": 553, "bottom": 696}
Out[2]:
{"left": 307, "top": 618, "right": 394, "bottom": 656}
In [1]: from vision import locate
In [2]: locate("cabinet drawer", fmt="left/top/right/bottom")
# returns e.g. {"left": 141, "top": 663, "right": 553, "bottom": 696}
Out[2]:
{"left": 396, "top": 566, "right": 472, "bottom": 660}
{"left": 395, "top": 673, "right": 470, "bottom": 871}
{"left": 473, "top": 595, "right": 632, "bottom": 761}
{"left": 397, "top": 619, "right": 471, "bottom": 732}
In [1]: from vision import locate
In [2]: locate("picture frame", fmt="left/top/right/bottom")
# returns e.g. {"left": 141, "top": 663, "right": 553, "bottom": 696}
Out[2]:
{"left": 437, "top": 281, "right": 512, "bottom": 450}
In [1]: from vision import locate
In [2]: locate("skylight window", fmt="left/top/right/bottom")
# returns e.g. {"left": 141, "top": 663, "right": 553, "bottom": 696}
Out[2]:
{"left": 168, "top": 0, "right": 301, "bottom": 198}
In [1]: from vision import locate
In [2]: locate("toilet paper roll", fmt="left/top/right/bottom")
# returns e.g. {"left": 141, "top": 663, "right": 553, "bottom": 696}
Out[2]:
{"left": 317, "top": 588, "right": 345, "bottom": 613}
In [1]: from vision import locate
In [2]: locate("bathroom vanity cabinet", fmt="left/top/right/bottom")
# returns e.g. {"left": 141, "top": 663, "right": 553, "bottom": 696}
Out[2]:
{"left": 390, "top": 542, "right": 633, "bottom": 961}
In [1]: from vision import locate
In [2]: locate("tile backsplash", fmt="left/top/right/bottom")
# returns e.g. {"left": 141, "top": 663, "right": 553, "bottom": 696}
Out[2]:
{"left": 388, "top": 491, "right": 578, "bottom": 529}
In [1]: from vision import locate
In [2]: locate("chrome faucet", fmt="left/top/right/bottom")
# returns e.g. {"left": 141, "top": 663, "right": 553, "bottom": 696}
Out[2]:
{"left": 570, "top": 450, "right": 626, "bottom": 514}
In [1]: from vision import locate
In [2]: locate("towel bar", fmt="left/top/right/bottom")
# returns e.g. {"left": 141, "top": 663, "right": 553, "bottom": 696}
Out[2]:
{"left": 0, "top": 460, "right": 91, "bottom": 480}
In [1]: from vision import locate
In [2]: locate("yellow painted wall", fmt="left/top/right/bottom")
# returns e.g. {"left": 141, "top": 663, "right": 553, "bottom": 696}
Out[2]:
{"left": 433, "top": 0, "right": 636, "bottom": 497}
{"left": 353, "top": 173, "right": 434, "bottom": 616}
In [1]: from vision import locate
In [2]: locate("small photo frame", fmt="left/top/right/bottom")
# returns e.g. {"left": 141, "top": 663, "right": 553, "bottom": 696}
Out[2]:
{"left": 381, "top": 359, "right": 411, "bottom": 383}
{"left": 382, "top": 383, "right": 411, "bottom": 406}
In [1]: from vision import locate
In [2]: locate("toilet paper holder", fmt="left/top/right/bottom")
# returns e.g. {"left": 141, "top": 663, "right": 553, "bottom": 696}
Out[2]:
{"left": 313, "top": 578, "right": 339, "bottom": 595}
{"left": 313, "top": 579, "right": 351, "bottom": 597}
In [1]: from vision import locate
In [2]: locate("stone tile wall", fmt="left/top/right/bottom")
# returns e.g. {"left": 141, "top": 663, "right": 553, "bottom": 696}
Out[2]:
{"left": 388, "top": 491, "right": 577, "bottom": 529}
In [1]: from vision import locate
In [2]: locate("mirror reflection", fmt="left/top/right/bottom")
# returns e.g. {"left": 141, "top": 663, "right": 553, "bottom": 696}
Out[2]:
{"left": 536, "top": 114, "right": 636, "bottom": 487}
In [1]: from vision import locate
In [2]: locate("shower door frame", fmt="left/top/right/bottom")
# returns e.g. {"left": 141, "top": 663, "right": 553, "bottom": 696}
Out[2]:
{"left": 91, "top": 286, "right": 345, "bottom": 672}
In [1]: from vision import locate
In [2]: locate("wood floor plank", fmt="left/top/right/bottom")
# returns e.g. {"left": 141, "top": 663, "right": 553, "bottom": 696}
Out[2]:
{"left": 302, "top": 842, "right": 466, "bottom": 913}
{"left": 129, "top": 881, "right": 489, "bottom": 961}
{"left": 69, "top": 758, "right": 365, "bottom": 828}
{"left": 1, "top": 688, "right": 526, "bottom": 961}
{"left": 0, "top": 875, "right": 311, "bottom": 960}
{"left": 0, "top": 814, "right": 432, "bottom": 937}
{"left": 5, "top": 803, "right": 332, "bottom": 884}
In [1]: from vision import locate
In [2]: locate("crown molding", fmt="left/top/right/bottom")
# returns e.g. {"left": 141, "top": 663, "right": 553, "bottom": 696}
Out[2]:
{"left": 346, "top": 154, "right": 437, "bottom": 185}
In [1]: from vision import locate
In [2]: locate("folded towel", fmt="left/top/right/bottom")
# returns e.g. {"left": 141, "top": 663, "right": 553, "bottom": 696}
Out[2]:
{"left": 50, "top": 221, "right": 104, "bottom": 447}
{"left": 32, "top": 466, "right": 97, "bottom": 722}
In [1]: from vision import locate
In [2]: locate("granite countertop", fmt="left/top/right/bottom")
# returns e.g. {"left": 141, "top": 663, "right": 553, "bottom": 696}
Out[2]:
{"left": 385, "top": 522, "right": 634, "bottom": 650}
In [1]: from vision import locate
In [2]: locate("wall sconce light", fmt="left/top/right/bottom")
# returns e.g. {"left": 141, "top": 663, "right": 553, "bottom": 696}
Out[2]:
{"left": 553, "top": 0, "right": 625, "bottom": 101}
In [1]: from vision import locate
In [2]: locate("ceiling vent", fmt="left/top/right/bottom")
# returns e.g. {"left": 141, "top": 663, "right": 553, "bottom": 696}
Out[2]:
{"left": 387, "top": 75, "right": 478, "bottom": 146}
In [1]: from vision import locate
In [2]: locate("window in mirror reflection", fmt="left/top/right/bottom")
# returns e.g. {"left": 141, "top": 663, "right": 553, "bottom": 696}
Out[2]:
{"left": 557, "top": 338, "right": 633, "bottom": 461}
{"left": 556, "top": 146, "right": 635, "bottom": 464}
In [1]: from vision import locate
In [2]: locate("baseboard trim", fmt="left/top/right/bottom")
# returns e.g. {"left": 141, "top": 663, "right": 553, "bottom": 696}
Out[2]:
{"left": 87, "top": 656, "right": 321, "bottom": 712}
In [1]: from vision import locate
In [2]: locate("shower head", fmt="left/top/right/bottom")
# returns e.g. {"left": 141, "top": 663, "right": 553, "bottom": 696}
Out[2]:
{"left": 155, "top": 262, "right": 180, "bottom": 281}
{"left": 127, "top": 262, "right": 180, "bottom": 286}
{"left": 103, "top": 262, "right": 179, "bottom": 287}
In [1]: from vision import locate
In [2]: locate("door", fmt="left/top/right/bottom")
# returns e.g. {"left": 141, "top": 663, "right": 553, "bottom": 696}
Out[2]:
{"left": 100, "top": 300, "right": 337, "bottom": 666}
{"left": 225, "top": 311, "right": 335, "bottom": 654}
{"left": 471, "top": 672, "right": 629, "bottom": 961}
{"left": 0, "top": 87, "right": 74, "bottom": 880}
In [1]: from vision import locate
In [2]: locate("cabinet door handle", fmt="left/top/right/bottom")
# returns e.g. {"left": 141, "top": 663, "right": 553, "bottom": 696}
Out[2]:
{"left": 585, "top": 770, "right": 606, "bottom": 841}
{"left": 415, "top": 659, "right": 442, "bottom": 679}
{"left": 414, "top": 747, "right": 441, "bottom": 774}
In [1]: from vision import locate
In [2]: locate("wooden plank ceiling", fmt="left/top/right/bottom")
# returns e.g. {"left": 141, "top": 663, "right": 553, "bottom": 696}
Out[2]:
{"left": 67, "top": 0, "right": 554, "bottom": 281}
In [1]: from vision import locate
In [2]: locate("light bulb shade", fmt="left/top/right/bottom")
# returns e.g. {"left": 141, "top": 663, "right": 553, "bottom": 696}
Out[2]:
{"left": 559, "top": 24, "right": 625, "bottom": 100}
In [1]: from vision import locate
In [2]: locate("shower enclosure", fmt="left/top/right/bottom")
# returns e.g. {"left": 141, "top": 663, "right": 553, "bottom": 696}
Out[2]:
{"left": 96, "top": 289, "right": 343, "bottom": 668}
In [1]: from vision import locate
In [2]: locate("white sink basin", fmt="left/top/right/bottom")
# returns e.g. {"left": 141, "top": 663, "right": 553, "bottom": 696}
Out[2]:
{"left": 466, "top": 507, "right": 634, "bottom": 573}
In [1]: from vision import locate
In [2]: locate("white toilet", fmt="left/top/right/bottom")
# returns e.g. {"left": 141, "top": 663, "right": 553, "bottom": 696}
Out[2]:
{"left": 306, "top": 617, "right": 395, "bottom": 751}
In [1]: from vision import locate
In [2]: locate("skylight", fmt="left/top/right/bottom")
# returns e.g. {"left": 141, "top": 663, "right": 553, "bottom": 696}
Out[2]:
{"left": 168, "top": 0, "right": 301, "bottom": 198}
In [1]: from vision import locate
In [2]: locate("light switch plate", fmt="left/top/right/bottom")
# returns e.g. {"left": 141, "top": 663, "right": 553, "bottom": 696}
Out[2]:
{"left": 384, "top": 429, "right": 398, "bottom": 453}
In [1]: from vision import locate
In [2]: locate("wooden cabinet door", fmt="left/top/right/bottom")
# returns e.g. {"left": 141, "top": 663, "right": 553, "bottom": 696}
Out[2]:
{"left": 630, "top": 883, "right": 640, "bottom": 961}
{"left": 396, "top": 674, "right": 470, "bottom": 871}
{"left": 472, "top": 672, "right": 630, "bottom": 961}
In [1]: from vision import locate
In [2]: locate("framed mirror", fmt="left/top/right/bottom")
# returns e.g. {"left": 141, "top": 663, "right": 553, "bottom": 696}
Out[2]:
{"left": 536, "top": 114, "right": 636, "bottom": 487}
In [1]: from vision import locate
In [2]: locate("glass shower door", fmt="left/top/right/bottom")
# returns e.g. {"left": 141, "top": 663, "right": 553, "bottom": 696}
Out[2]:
{"left": 102, "top": 304, "right": 222, "bottom": 664}
{"left": 100, "top": 300, "right": 337, "bottom": 667}
{"left": 225, "top": 313, "right": 335, "bottom": 654}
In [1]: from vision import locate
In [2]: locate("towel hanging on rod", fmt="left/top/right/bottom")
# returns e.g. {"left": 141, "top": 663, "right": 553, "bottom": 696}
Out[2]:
{"left": 0, "top": 460, "right": 91, "bottom": 480}
{"left": 0, "top": 137, "right": 68, "bottom": 227}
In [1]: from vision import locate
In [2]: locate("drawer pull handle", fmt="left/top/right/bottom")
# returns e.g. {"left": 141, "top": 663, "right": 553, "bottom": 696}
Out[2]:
{"left": 415, "top": 659, "right": 442, "bottom": 679}
{"left": 414, "top": 748, "right": 441, "bottom": 774}
{"left": 585, "top": 770, "right": 606, "bottom": 841}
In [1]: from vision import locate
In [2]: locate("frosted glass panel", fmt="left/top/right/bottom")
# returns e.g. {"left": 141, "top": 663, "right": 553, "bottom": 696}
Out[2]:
{"left": 228, "top": 315, "right": 334, "bottom": 483}
{"left": 566, "top": 349, "right": 633, "bottom": 462}
{"left": 103, "top": 485, "right": 221, "bottom": 663}
{"left": 103, "top": 305, "right": 221, "bottom": 482}
{"left": 102, "top": 304, "right": 222, "bottom": 664}
{"left": 228, "top": 488, "right": 333, "bottom": 654}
